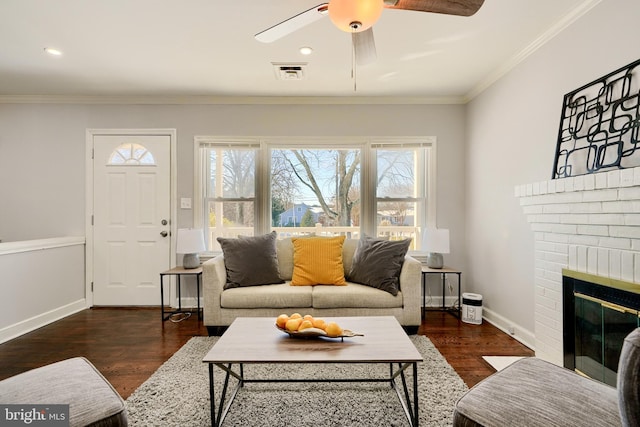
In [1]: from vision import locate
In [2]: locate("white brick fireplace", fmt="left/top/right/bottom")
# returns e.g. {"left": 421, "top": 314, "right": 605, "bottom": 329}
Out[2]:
{"left": 516, "top": 167, "right": 640, "bottom": 365}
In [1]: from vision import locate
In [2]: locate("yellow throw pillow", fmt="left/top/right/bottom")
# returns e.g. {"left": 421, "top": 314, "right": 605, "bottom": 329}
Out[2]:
{"left": 291, "top": 236, "right": 347, "bottom": 286}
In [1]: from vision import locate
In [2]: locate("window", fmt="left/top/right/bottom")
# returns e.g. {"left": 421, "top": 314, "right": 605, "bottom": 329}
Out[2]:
{"left": 374, "top": 144, "right": 428, "bottom": 245}
{"left": 195, "top": 137, "right": 435, "bottom": 252}
{"left": 108, "top": 142, "right": 155, "bottom": 165}
{"left": 196, "top": 141, "right": 258, "bottom": 251}
{"left": 271, "top": 147, "right": 361, "bottom": 236}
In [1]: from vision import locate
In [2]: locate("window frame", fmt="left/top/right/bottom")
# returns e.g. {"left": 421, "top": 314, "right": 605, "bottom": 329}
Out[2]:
{"left": 194, "top": 136, "right": 437, "bottom": 254}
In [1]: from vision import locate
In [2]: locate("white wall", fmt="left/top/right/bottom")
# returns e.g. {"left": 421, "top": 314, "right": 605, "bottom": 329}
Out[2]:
{"left": 0, "top": 102, "right": 467, "bottom": 331}
{"left": 0, "top": 103, "right": 466, "bottom": 244}
{"left": 0, "top": 238, "right": 86, "bottom": 343}
{"left": 465, "top": 0, "right": 640, "bottom": 347}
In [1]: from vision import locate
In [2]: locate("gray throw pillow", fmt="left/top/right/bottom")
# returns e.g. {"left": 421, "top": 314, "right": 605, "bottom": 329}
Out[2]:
{"left": 347, "top": 235, "right": 411, "bottom": 296}
{"left": 217, "top": 231, "right": 284, "bottom": 289}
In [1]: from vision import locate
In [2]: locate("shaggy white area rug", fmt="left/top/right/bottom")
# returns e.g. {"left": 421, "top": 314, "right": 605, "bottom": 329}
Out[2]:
{"left": 126, "top": 335, "right": 468, "bottom": 426}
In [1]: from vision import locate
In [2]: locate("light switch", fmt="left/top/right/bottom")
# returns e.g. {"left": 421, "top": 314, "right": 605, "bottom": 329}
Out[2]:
{"left": 180, "top": 198, "right": 192, "bottom": 209}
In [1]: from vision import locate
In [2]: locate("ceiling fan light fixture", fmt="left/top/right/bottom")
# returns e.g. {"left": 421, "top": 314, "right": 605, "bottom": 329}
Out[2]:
{"left": 328, "top": 0, "right": 383, "bottom": 33}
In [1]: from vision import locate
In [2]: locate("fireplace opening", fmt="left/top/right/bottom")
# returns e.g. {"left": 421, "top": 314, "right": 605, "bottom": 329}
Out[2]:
{"left": 563, "top": 269, "right": 640, "bottom": 386}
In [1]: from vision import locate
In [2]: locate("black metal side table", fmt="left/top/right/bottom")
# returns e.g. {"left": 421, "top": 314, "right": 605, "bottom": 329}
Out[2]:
{"left": 160, "top": 266, "right": 202, "bottom": 322}
{"left": 421, "top": 266, "right": 462, "bottom": 319}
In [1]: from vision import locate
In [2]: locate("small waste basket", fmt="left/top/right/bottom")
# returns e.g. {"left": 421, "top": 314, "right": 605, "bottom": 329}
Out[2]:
{"left": 462, "top": 293, "right": 483, "bottom": 325}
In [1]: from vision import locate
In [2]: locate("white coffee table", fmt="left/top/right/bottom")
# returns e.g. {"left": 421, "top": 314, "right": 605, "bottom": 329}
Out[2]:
{"left": 202, "top": 316, "right": 423, "bottom": 426}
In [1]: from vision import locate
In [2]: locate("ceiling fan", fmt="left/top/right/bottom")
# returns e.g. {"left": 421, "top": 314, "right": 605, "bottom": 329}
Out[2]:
{"left": 255, "top": 0, "right": 485, "bottom": 66}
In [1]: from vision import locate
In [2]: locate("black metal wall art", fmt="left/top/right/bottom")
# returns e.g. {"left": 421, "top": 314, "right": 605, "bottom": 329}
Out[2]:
{"left": 552, "top": 58, "right": 640, "bottom": 179}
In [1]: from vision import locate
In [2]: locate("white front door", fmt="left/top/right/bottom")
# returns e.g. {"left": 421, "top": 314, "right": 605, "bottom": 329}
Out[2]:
{"left": 92, "top": 133, "right": 172, "bottom": 305}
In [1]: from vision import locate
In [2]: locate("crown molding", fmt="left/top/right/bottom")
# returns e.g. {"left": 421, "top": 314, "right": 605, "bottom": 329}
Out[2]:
{"left": 464, "top": 0, "right": 603, "bottom": 102}
{"left": 0, "top": 94, "right": 466, "bottom": 105}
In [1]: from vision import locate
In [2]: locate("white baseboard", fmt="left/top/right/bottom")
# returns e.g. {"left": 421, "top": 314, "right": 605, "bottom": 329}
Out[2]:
{"left": 423, "top": 295, "right": 460, "bottom": 309}
{"left": 176, "top": 296, "right": 202, "bottom": 309}
{"left": 0, "top": 299, "right": 87, "bottom": 344}
{"left": 482, "top": 307, "right": 536, "bottom": 351}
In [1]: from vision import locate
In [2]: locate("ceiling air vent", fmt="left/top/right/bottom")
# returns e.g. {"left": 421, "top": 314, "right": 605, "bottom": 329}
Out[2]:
{"left": 272, "top": 62, "right": 307, "bottom": 81}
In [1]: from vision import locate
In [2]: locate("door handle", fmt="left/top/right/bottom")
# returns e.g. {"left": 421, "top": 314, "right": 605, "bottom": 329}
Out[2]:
{"left": 160, "top": 231, "right": 168, "bottom": 237}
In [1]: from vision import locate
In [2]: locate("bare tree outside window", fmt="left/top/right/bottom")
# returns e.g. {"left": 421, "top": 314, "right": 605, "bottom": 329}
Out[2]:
{"left": 271, "top": 148, "right": 360, "bottom": 229}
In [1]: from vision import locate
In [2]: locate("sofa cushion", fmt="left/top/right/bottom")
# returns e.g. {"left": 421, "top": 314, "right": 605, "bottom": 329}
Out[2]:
{"left": 217, "top": 231, "right": 284, "bottom": 289}
{"left": 312, "top": 282, "right": 403, "bottom": 309}
{"left": 276, "top": 238, "right": 295, "bottom": 281}
{"left": 291, "top": 236, "right": 347, "bottom": 286}
{"left": 341, "top": 238, "right": 358, "bottom": 273}
{"left": 347, "top": 236, "right": 411, "bottom": 296}
{"left": 221, "top": 283, "right": 313, "bottom": 309}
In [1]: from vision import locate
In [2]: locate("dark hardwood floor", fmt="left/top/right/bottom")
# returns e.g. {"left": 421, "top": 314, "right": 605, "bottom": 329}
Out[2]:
{"left": 0, "top": 308, "right": 533, "bottom": 399}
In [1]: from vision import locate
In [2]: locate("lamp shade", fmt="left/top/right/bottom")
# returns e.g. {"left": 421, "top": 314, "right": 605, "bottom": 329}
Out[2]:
{"left": 176, "top": 228, "right": 205, "bottom": 254}
{"left": 422, "top": 229, "right": 450, "bottom": 254}
{"left": 328, "top": 0, "right": 384, "bottom": 32}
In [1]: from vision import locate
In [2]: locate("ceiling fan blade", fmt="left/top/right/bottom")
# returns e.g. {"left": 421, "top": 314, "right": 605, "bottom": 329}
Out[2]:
{"left": 255, "top": 3, "right": 329, "bottom": 43}
{"left": 353, "top": 28, "right": 377, "bottom": 66}
{"left": 383, "top": 0, "right": 485, "bottom": 17}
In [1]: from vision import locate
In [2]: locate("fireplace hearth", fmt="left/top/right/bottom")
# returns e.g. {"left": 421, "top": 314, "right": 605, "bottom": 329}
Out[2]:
{"left": 563, "top": 269, "right": 640, "bottom": 386}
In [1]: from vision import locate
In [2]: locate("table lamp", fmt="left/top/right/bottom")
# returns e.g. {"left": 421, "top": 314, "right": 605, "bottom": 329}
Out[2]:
{"left": 176, "top": 228, "right": 206, "bottom": 269}
{"left": 422, "top": 229, "right": 450, "bottom": 269}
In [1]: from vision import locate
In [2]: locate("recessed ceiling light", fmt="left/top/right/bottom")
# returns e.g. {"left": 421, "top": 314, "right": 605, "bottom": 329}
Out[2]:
{"left": 44, "top": 47, "right": 62, "bottom": 56}
{"left": 299, "top": 46, "right": 313, "bottom": 55}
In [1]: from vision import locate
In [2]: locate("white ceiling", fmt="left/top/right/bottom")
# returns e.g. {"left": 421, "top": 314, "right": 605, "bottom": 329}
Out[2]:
{"left": 0, "top": 0, "right": 595, "bottom": 101}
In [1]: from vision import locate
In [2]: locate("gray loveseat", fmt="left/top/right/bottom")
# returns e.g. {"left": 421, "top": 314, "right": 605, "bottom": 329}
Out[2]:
{"left": 203, "top": 237, "right": 422, "bottom": 335}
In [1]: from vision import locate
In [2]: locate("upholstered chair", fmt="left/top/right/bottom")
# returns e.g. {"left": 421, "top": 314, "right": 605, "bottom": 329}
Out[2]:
{"left": 0, "top": 357, "right": 128, "bottom": 426}
{"left": 452, "top": 327, "right": 640, "bottom": 427}
{"left": 617, "top": 328, "right": 640, "bottom": 426}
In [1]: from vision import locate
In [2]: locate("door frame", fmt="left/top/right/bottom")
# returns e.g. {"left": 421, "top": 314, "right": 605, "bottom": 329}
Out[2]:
{"left": 85, "top": 128, "right": 177, "bottom": 307}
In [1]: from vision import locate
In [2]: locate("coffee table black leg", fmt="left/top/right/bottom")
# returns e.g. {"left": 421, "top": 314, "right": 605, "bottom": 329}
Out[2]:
{"left": 392, "top": 362, "right": 419, "bottom": 427}
{"left": 209, "top": 364, "right": 216, "bottom": 426}
{"left": 412, "top": 362, "right": 419, "bottom": 427}
{"left": 401, "top": 362, "right": 419, "bottom": 426}
{"left": 210, "top": 363, "right": 241, "bottom": 426}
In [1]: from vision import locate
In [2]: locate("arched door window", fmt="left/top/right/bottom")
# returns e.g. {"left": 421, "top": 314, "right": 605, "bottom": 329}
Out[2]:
{"left": 108, "top": 143, "right": 156, "bottom": 165}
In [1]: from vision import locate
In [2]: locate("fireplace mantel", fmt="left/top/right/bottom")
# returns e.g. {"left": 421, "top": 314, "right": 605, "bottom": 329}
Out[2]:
{"left": 516, "top": 167, "right": 640, "bottom": 364}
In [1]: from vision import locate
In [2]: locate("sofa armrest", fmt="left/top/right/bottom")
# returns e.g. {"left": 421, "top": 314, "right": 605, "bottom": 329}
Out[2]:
{"left": 398, "top": 255, "right": 422, "bottom": 325}
{"left": 202, "top": 255, "right": 227, "bottom": 325}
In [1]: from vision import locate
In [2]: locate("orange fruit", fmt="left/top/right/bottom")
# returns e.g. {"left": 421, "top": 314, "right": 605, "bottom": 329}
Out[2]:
{"left": 289, "top": 313, "right": 302, "bottom": 319}
{"left": 276, "top": 314, "right": 289, "bottom": 328}
{"left": 303, "top": 314, "right": 314, "bottom": 322}
{"left": 298, "top": 320, "right": 314, "bottom": 331}
{"left": 285, "top": 318, "right": 303, "bottom": 332}
{"left": 325, "top": 322, "right": 343, "bottom": 337}
{"left": 312, "top": 318, "right": 327, "bottom": 330}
